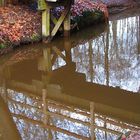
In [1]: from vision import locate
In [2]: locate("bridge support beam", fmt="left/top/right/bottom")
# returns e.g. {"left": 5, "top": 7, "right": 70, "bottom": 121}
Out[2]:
{"left": 64, "top": 10, "right": 71, "bottom": 37}
{"left": 0, "top": 0, "right": 5, "bottom": 6}
{"left": 42, "top": 7, "right": 50, "bottom": 38}
{"left": 38, "top": 0, "right": 72, "bottom": 42}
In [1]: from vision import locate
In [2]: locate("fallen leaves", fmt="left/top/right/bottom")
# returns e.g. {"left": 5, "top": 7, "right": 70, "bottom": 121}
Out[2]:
{"left": 0, "top": 5, "right": 41, "bottom": 46}
{"left": 0, "top": 1, "right": 108, "bottom": 49}
{"left": 54, "top": 0, "right": 108, "bottom": 19}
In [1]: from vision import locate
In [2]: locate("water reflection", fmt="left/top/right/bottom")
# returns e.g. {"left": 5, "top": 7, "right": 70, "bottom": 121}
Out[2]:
{"left": 0, "top": 9, "right": 140, "bottom": 140}
{"left": 1, "top": 87, "right": 140, "bottom": 140}
{"left": 72, "top": 16, "right": 140, "bottom": 92}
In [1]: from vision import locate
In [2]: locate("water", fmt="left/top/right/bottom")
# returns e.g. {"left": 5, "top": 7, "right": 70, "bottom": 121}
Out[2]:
{"left": 0, "top": 9, "right": 140, "bottom": 140}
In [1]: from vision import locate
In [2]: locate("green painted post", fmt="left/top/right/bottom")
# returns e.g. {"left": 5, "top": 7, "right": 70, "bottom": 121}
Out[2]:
{"left": 38, "top": 0, "right": 46, "bottom": 10}
{"left": 38, "top": 0, "right": 50, "bottom": 38}
{"left": 42, "top": 7, "right": 50, "bottom": 38}
{"left": 0, "top": 0, "right": 5, "bottom": 6}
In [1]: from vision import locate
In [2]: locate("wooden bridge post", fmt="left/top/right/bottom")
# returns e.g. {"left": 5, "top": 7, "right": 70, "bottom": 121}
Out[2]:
{"left": 38, "top": 0, "right": 72, "bottom": 41}
{"left": 42, "top": 89, "right": 53, "bottom": 139}
{"left": 42, "top": 89, "right": 47, "bottom": 124}
{"left": 0, "top": 0, "right": 5, "bottom": 6}
{"left": 38, "top": 48, "right": 52, "bottom": 72}
{"left": 38, "top": 0, "right": 50, "bottom": 39}
{"left": 64, "top": 37, "right": 72, "bottom": 66}
{"left": 90, "top": 102, "right": 95, "bottom": 140}
{"left": 63, "top": 10, "right": 71, "bottom": 37}
{"left": 43, "top": 47, "right": 52, "bottom": 72}
{"left": 42, "top": 6, "right": 50, "bottom": 38}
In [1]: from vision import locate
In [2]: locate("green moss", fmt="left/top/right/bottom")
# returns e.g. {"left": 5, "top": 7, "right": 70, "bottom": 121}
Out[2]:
{"left": 0, "top": 43, "right": 6, "bottom": 49}
{"left": 31, "top": 33, "right": 41, "bottom": 42}
{"left": 72, "top": 10, "right": 105, "bottom": 29}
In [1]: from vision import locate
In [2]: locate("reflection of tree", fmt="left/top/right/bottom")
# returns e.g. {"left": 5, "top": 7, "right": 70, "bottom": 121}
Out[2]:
{"left": 88, "top": 40, "right": 94, "bottom": 82}
{"left": 137, "top": 16, "right": 140, "bottom": 55}
{"left": 104, "top": 26, "right": 109, "bottom": 86}
{"left": 0, "top": 11, "right": 140, "bottom": 140}
{"left": 72, "top": 15, "right": 140, "bottom": 92}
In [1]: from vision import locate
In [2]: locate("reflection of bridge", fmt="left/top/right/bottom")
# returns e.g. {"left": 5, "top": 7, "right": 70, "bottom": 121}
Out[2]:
{"left": 1, "top": 45, "right": 140, "bottom": 127}
{"left": 1, "top": 87, "right": 140, "bottom": 140}
{"left": 0, "top": 7, "right": 139, "bottom": 139}
{"left": 0, "top": 43, "right": 140, "bottom": 139}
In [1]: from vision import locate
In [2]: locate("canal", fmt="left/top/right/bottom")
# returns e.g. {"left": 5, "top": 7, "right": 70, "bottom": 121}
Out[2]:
{"left": 0, "top": 8, "right": 140, "bottom": 140}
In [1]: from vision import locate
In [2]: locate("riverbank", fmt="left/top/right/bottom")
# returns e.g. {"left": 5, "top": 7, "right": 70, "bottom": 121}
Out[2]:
{"left": 102, "top": 0, "right": 140, "bottom": 14}
{"left": 1, "top": 0, "right": 139, "bottom": 55}
{"left": 0, "top": 5, "right": 41, "bottom": 50}
{"left": 102, "top": 0, "right": 140, "bottom": 8}
{"left": 0, "top": 0, "right": 108, "bottom": 55}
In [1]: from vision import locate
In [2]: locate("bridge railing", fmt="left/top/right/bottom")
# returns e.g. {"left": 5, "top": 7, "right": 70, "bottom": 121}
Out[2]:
{"left": 1, "top": 86, "right": 140, "bottom": 140}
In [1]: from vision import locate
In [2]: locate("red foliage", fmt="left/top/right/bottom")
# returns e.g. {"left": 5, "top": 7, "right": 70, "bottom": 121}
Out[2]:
{"left": 0, "top": 5, "right": 41, "bottom": 45}
{"left": 0, "top": 2, "right": 108, "bottom": 47}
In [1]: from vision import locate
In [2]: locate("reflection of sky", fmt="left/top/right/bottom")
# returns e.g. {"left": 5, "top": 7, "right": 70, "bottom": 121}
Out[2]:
{"left": 52, "top": 51, "right": 66, "bottom": 70}
{"left": 72, "top": 16, "right": 140, "bottom": 93}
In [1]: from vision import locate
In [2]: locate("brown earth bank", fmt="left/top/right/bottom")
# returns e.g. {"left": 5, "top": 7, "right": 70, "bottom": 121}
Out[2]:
{"left": 100, "top": 0, "right": 140, "bottom": 14}
{"left": 0, "top": 0, "right": 108, "bottom": 55}
{"left": 101, "top": 0, "right": 140, "bottom": 8}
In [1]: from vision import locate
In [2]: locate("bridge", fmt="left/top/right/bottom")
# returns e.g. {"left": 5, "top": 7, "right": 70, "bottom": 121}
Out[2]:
{"left": 0, "top": 0, "right": 73, "bottom": 39}
{"left": 0, "top": 20, "right": 139, "bottom": 139}
{"left": 0, "top": 21, "right": 139, "bottom": 125}
{"left": 0, "top": 45, "right": 140, "bottom": 139}
{"left": 1, "top": 44, "right": 140, "bottom": 126}
{"left": 38, "top": 0, "right": 74, "bottom": 40}
{"left": 0, "top": 72, "right": 140, "bottom": 139}
{"left": 0, "top": 0, "right": 108, "bottom": 43}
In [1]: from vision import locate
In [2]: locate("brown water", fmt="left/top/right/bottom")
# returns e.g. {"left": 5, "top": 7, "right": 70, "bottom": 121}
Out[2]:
{"left": 0, "top": 9, "right": 140, "bottom": 140}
